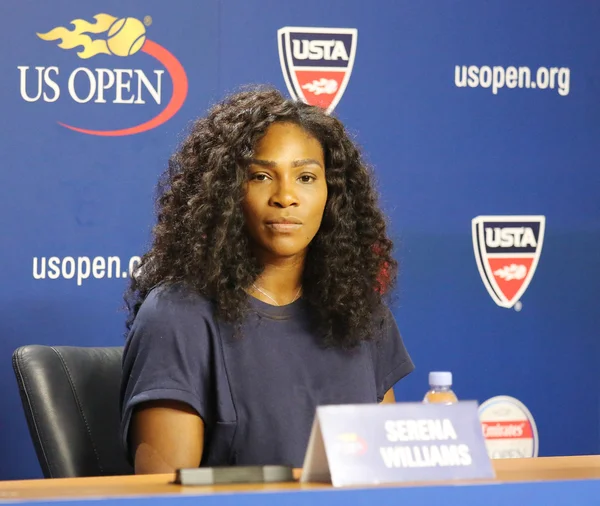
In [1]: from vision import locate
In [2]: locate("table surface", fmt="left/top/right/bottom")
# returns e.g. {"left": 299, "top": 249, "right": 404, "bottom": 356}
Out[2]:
{"left": 1, "top": 455, "right": 600, "bottom": 501}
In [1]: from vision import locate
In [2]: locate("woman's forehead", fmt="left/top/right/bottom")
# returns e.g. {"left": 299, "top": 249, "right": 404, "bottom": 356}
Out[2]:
{"left": 253, "top": 123, "right": 323, "bottom": 159}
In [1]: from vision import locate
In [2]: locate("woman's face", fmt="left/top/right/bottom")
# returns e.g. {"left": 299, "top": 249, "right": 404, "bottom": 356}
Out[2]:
{"left": 242, "top": 122, "right": 328, "bottom": 261}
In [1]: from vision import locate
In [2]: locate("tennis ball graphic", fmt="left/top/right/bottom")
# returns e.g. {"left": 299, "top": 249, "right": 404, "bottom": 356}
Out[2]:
{"left": 107, "top": 17, "right": 146, "bottom": 56}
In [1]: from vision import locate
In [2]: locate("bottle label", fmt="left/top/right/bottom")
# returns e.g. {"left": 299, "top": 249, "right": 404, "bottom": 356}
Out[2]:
{"left": 478, "top": 396, "right": 538, "bottom": 459}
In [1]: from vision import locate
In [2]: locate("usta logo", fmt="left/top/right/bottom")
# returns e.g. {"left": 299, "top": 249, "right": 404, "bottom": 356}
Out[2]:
{"left": 484, "top": 227, "right": 537, "bottom": 248}
{"left": 472, "top": 216, "right": 545, "bottom": 309}
{"left": 291, "top": 40, "right": 349, "bottom": 61}
{"left": 18, "top": 13, "right": 188, "bottom": 136}
{"left": 278, "top": 27, "right": 357, "bottom": 114}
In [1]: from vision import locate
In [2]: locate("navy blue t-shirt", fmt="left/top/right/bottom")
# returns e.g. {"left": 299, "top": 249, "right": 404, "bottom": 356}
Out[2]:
{"left": 120, "top": 283, "right": 414, "bottom": 467}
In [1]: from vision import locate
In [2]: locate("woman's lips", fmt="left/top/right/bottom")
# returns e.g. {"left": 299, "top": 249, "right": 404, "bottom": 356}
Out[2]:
{"left": 266, "top": 222, "right": 303, "bottom": 233}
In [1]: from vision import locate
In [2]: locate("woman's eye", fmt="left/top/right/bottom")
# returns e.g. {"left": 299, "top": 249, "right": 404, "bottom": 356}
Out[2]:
{"left": 251, "top": 173, "right": 269, "bottom": 181}
{"left": 299, "top": 175, "right": 315, "bottom": 183}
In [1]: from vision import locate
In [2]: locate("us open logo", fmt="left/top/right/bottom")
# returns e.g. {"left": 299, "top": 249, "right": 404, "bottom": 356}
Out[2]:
{"left": 333, "top": 432, "right": 368, "bottom": 457}
{"left": 472, "top": 215, "right": 545, "bottom": 309}
{"left": 18, "top": 13, "right": 188, "bottom": 136}
{"left": 277, "top": 26, "right": 357, "bottom": 114}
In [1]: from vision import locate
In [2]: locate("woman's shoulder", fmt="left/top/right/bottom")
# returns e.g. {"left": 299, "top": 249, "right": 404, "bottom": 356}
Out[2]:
{"left": 136, "top": 282, "right": 215, "bottom": 325}
{"left": 126, "top": 282, "right": 220, "bottom": 353}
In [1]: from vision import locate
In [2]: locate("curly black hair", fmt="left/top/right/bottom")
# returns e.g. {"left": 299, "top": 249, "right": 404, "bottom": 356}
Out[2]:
{"left": 125, "top": 86, "right": 398, "bottom": 348}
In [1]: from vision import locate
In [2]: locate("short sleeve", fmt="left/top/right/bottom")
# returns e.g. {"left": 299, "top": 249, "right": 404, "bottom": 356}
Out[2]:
{"left": 119, "top": 284, "right": 217, "bottom": 458}
{"left": 370, "top": 307, "right": 414, "bottom": 402}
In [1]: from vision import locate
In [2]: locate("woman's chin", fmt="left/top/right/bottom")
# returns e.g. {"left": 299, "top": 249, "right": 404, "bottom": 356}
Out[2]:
{"left": 261, "top": 241, "right": 309, "bottom": 260}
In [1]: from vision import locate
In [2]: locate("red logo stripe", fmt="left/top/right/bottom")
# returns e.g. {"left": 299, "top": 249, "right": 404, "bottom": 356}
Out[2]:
{"left": 58, "top": 40, "right": 188, "bottom": 136}
{"left": 482, "top": 420, "right": 533, "bottom": 439}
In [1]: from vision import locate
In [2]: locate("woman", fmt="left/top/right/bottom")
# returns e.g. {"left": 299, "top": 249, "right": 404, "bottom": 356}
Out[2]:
{"left": 120, "top": 87, "right": 414, "bottom": 474}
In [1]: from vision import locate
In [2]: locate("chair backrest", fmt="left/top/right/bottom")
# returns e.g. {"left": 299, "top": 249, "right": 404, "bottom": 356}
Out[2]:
{"left": 12, "top": 345, "right": 133, "bottom": 478}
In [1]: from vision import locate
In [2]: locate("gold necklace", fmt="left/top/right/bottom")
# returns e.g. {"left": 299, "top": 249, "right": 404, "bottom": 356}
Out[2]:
{"left": 252, "top": 283, "right": 302, "bottom": 306}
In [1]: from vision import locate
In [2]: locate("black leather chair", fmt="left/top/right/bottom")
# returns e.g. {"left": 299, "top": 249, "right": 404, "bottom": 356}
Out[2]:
{"left": 12, "top": 345, "right": 133, "bottom": 478}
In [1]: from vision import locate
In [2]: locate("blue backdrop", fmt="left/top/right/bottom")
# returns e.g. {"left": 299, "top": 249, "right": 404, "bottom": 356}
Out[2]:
{"left": 1, "top": 0, "right": 598, "bottom": 479}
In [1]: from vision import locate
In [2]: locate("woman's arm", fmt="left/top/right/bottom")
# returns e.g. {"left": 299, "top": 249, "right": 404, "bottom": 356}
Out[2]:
{"left": 130, "top": 400, "right": 205, "bottom": 474}
{"left": 381, "top": 388, "right": 396, "bottom": 404}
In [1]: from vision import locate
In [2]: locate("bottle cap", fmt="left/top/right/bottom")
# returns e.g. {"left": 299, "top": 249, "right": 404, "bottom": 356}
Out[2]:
{"left": 429, "top": 371, "right": 452, "bottom": 387}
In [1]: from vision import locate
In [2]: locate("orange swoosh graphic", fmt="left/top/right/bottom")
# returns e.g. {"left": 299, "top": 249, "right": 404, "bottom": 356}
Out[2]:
{"left": 58, "top": 40, "right": 188, "bottom": 136}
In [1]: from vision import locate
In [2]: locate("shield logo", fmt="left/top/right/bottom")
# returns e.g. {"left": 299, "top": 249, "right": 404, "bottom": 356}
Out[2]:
{"left": 472, "top": 216, "right": 545, "bottom": 308}
{"left": 277, "top": 26, "right": 358, "bottom": 114}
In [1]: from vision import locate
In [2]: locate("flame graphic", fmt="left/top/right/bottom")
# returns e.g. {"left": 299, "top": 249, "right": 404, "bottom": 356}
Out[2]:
{"left": 33, "top": 13, "right": 188, "bottom": 135}
{"left": 36, "top": 13, "right": 144, "bottom": 59}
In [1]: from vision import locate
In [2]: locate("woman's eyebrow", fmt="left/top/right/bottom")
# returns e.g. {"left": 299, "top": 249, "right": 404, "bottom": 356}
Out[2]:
{"left": 248, "top": 158, "right": 323, "bottom": 168}
{"left": 248, "top": 158, "right": 275, "bottom": 167}
{"left": 291, "top": 158, "right": 323, "bottom": 168}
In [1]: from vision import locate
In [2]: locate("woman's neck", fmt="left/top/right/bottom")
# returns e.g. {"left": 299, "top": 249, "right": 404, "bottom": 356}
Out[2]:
{"left": 250, "top": 252, "right": 305, "bottom": 305}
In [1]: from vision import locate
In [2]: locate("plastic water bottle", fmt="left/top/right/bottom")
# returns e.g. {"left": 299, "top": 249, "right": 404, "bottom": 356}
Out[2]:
{"left": 423, "top": 371, "right": 458, "bottom": 405}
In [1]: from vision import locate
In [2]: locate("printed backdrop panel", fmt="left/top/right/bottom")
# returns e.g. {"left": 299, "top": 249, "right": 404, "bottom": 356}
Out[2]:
{"left": 0, "top": 0, "right": 220, "bottom": 478}
{"left": 0, "top": 0, "right": 598, "bottom": 479}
